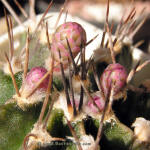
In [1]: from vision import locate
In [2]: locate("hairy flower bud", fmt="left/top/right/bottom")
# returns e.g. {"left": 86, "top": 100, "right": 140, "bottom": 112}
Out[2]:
{"left": 13, "top": 67, "right": 49, "bottom": 109}
{"left": 87, "top": 95, "right": 105, "bottom": 113}
{"left": 50, "top": 22, "right": 86, "bottom": 72}
{"left": 100, "top": 63, "right": 127, "bottom": 99}
{"left": 83, "top": 92, "right": 105, "bottom": 117}
{"left": 25, "top": 67, "right": 49, "bottom": 90}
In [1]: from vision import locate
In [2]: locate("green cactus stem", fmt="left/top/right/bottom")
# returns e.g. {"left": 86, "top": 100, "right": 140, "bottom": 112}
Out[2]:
{"left": 0, "top": 71, "right": 22, "bottom": 104}
{"left": 0, "top": 102, "right": 42, "bottom": 150}
{"left": 93, "top": 117, "right": 134, "bottom": 150}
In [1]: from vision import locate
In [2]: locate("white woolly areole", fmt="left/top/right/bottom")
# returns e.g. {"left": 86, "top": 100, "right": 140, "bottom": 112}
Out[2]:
{"left": 28, "top": 123, "right": 52, "bottom": 147}
{"left": 53, "top": 92, "right": 71, "bottom": 119}
{"left": 132, "top": 117, "right": 150, "bottom": 142}
{"left": 53, "top": 92, "right": 86, "bottom": 121}
{"left": 13, "top": 84, "right": 46, "bottom": 110}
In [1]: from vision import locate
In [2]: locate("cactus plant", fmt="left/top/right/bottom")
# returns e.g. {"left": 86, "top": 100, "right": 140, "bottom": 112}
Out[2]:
{"left": 0, "top": 0, "right": 150, "bottom": 150}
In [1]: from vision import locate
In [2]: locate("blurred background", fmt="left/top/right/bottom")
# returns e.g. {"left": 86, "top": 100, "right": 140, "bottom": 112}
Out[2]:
{"left": 0, "top": 0, "right": 150, "bottom": 53}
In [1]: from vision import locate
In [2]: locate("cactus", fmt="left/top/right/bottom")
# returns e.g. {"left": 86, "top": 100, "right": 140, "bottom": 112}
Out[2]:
{"left": 0, "top": 0, "right": 150, "bottom": 150}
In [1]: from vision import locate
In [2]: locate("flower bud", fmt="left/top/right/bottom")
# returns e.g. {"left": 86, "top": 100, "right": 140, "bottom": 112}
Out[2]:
{"left": 48, "top": 22, "right": 86, "bottom": 73}
{"left": 100, "top": 63, "right": 127, "bottom": 99}
{"left": 25, "top": 67, "right": 49, "bottom": 90}
{"left": 13, "top": 67, "right": 49, "bottom": 109}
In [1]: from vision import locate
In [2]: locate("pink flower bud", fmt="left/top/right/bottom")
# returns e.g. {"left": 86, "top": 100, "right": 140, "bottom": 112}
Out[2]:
{"left": 51, "top": 22, "right": 86, "bottom": 66}
{"left": 25, "top": 67, "right": 49, "bottom": 90}
{"left": 100, "top": 63, "right": 127, "bottom": 98}
{"left": 87, "top": 95, "right": 105, "bottom": 113}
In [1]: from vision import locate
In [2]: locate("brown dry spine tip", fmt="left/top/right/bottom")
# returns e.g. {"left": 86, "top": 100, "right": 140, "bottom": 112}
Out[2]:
{"left": 105, "top": 0, "right": 116, "bottom": 64}
{"left": 4, "top": 9, "right": 14, "bottom": 61}
{"left": 1, "top": 0, "right": 22, "bottom": 25}
{"left": 124, "top": 7, "right": 135, "bottom": 24}
{"left": 126, "top": 20, "right": 136, "bottom": 36}
{"left": 86, "top": 34, "right": 99, "bottom": 46}
{"left": 54, "top": 0, "right": 69, "bottom": 30}
{"left": 104, "top": 20, "right": 114, "bottom": 48}
{"left": 129, "top": 15, "right": 148, "bottom": 39}
{"left": 115, "top": 9, "right": 125, "bottom": 37}
{"left": 136, "top": 60, "right": 150, "bottom": 72}
{"left": 14, "top": 0, "right": 28, "bottom": 18}
{"left": 29, "top": 0, "right": 36, "bottom": 21}
{"left": 46, "top": 22, "right": 51, "bottom": 51}
{"left": 119, "top": 8, "right": 137, "bottom": 41}
{"left": 126, "top": 60, "right": 150, "bottom": 84}
{"left": 34, "top": 0, "right": 53, "bottom": 33}
{"left": 23, "top": 28, "right": 30, "bottom": 80}
{"left": 106, "top": 25, "right": 116, "bottom": 64}
{"left": 5, "top": 53, "right": 21, "bottom": 97}
{"left": 126, "top": 61, "right": 140, "bottom": 84}
{"left": 9, "top": 16, "right": 14, "bottom": 61}
{"left": 115, "top": 6, "right": 136, "bottom": 40}
{"left": 106, "top": 0, "right": 109, "bottom": 24}
{"left": 122, "top": 7, "right": 135, "bottom": 28}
